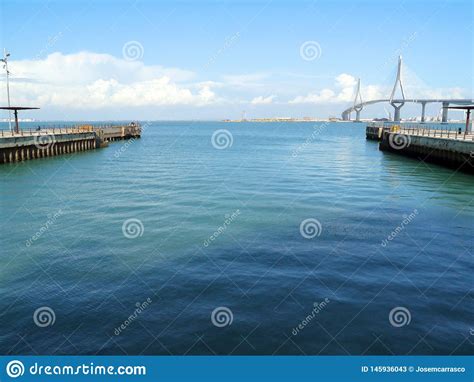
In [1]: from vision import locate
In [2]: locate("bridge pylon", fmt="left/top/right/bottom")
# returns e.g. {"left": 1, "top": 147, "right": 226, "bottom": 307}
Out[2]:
{"left": 389, "top": 56, "right": 406, "bottom": 122}
{"left": 353, "top": 78, "right": 363, "bottom": 122}
{"left": 420, "top": 101, "right": 427, "bottom": 123}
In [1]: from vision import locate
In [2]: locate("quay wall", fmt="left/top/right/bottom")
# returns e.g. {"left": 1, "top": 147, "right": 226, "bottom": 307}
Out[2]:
{"left": 0, "top": 132, "right": 98, "bottom": 164}
{"left": 380, "top": 131, "right": 474, "bottom": 173}
{"left": 0, "top": 131, "right": 97, "bottom": 148}
{"left": 366, "top": 125, "right": 383, "bottom": 141}
{"left": 99, "top": 125, "right": 141, "bottom": 142}
{"left": 0, "top": 123, "right": 141, "bottom": 164}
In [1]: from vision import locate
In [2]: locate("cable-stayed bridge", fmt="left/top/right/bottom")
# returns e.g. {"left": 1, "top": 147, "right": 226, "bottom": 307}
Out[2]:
{"left": 341, "top": 56, "right": 473, "bottom": 123}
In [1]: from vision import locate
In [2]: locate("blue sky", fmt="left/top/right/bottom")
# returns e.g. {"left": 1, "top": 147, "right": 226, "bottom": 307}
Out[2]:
{"left": 0, "top": 0, "right": 472, "bottom": 120}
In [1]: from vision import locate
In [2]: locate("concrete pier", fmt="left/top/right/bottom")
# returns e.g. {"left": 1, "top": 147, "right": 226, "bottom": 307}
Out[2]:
{"left": 0, "top": 123, "right": 141, "bottom": 164}
{"left": 79, "top": 123, "right": 141, "bottom": 142}
{"left": 365, "top": 124, "right": 384, "bottom": 141}
{"left": 376, "top": 124, "right": 474, "bottom": 173}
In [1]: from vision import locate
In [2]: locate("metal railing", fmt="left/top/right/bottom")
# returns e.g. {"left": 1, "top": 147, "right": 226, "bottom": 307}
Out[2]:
{"left": 0, "top": 127, "right": 87, "bottom": 137}
{"left": 367, "top": 122, "right": 474, "bottom": 141}
{"left": 0, "top": 122, "right": 141, "bottom": 138}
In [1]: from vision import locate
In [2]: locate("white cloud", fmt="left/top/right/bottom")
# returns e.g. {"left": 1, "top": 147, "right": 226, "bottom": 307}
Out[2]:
{"left": 12, "top": 51, "right": 195, "bottom": 84}
{"left": 289, "top": 74, "right": 359, "bottom": 104}
{"left": 288, "top": 73, "right": 360, "bottom": 104}
{"left": 0, "top": 52, "right": 469, "bottom": 118}
{"left": 335, "top": 73, "right": 357, "bottom": 88}
{"left": 0, "top": 52, "right": 215, "bottom": 108}
{"left": 251, "top": 95, "right": 276, "bottom": 105}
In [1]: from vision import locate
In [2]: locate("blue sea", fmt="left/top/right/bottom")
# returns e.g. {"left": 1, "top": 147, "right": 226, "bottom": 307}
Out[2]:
{"left": 0, "top": 121, "right": 473, "bottom": 355}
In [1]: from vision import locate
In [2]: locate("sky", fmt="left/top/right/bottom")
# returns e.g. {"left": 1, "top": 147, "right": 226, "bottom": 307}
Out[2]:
{"left": 0, "top": 0, "right": 472, "bottom": 120}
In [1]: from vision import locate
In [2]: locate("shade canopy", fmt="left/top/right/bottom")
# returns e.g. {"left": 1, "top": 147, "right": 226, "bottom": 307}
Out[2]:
{"left": 0, "top": 106, "right": 39, "bottom": 110}
{"left": 1, "top": 106, "right": 40, "bottom": 133}
{"left": 448, "top": 105, "right": 474, "bottom": 110}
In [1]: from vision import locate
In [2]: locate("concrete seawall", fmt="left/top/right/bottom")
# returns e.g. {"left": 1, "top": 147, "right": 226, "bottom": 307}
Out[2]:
{"left": 380, "top": 131, "right": 474, "bottom": 173}
{"left": 0, "top": 132, "right": 98, "bottom": 164}
{"left": 0, "top": 123, "right": 141, "bottom": 164}
{"left": 366, "top": 125, "right": 383, "bottom": 141}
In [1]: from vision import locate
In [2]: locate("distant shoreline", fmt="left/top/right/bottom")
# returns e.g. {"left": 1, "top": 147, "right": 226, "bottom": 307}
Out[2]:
{"left": 222, "top": 118, "right": 345, "bottom": 123}
{"left": 221, "top": 118, "right": 465, "bottom": 123}
{"left": 0, "top": 119, "right": 466, "bottom": 124}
